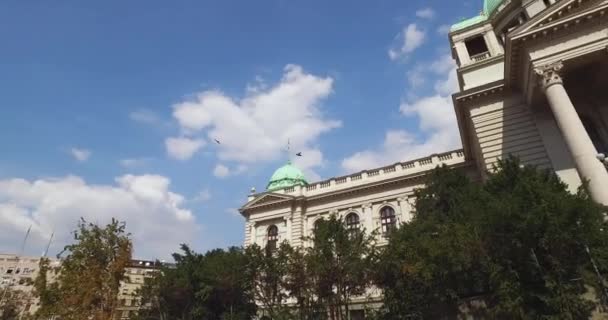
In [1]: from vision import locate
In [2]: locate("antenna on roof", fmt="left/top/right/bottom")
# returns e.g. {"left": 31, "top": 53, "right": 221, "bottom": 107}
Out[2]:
{"left": 43, "top": 229, "right": 54, "bottom": 258}
{"left": 20, "top": 225, "right": 31, "bottom": 257}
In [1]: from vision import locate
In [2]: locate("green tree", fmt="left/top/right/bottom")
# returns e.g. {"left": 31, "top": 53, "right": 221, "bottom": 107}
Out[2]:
{"left": 284, "top": 246, "right": 319, "bottom": 320}
{"left": 375, "top": 158, "right": 608, "bottom": 319}
{"left": 245, "top": 242, "right": 291, "bottom": 319}
{"left": 33, "top": 218, "right": 133, "bottom": 320}
{"left": 0, "top": 288, "right": 27, "bottom": 320}
{"left": 135, "top": 245, "right": 255, "bottom": 320}
{"left": 375, "top": 165, "right": 489, "bottom": 319}
{"left": 32, "top": 257, "right": 61, "bottom": 318}
{"left": 307, "top": 215, "right": 377, "bottom": 320}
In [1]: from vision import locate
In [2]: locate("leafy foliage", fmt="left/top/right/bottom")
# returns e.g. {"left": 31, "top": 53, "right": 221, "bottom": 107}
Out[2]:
{"left": 0, "top": 288, "right": 29, "bottom": 320}
{"left": 307, "top": 215, "right": 378, "bottom": 320}
{"left": 245, "top": 242, "right": 291, "bottom": 319}
{"left": 33, "top": 218, "right": 132, "bottom": 320}
{"left": 375, "top": 158, "right": 608, "bottom": 319}
{"left": 135, "top": 244, "right": 256, "bottom": 320}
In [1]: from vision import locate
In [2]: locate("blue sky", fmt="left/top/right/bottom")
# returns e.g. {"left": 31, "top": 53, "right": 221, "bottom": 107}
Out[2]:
{"left": 0, "top": 0, "right": 478, "bottom": 259}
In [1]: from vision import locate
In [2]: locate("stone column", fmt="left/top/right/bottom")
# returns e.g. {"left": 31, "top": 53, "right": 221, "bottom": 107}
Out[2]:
{"left": 250, "top": 222, "right": 257, "bottom": 246}
{"left": 535, "top": 61, "right": 608, "bottom": 205}
{"left": 284, "top": 216, "right": 291, "bottom": 244}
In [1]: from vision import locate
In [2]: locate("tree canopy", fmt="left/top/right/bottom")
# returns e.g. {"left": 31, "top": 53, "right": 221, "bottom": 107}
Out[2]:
{"left": 375, "top": 158, "right": 608, "bottom": 319}
{"left": 135, "top": 244, "right": 256, "bottom": 320}
{"left": 33, "top": 218, "right": 132, "bottom": 320}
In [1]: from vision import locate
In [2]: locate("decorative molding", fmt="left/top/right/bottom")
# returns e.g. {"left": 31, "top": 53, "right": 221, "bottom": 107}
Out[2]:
{"left": 453, "top": 81, "right": 506, "bottom": 105}
{"left": 507, "top": 0, "right": 608, "bottom": 86}
{"left": 534, "top": 61, "right": 564, "bottom": 89}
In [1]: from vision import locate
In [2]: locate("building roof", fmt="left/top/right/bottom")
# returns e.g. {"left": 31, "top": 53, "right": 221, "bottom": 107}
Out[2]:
{"left": 484, "top": 0, "right": 504, "bottom": 16}
{"left": 266, "top": 160, "right": 308, "bottom": 191}
{"left": 450, "top": 0, "right": 505, "bottom": 32}
{"left": 451, "top": 15, "right": 489, "bottom": 32}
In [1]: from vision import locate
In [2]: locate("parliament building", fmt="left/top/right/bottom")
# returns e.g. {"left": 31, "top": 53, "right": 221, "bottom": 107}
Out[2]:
{"left": 240, "top": 0, "right": 608, "bottom": 314}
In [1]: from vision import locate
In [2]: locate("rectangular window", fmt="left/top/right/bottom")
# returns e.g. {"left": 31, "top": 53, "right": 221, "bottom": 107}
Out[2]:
{"left": 465, "top": 35, "right": 490, "bottom": 62}
{"left": 350, "top": 310, "right": 365, "bottom": 320}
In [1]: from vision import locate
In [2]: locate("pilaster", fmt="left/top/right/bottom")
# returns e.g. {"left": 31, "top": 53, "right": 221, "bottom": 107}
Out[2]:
{"left": 291, "top": 204, "right": 304, "bottom": 247}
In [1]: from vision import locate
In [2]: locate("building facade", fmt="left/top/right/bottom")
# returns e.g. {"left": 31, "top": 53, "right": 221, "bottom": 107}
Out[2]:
{"left": 115, "top": 259, "right": 164, "bottom": 320}
{"left": 0, "top": 253, "right": 60, "bottom": 316}
{"left": 0, "top": 254, "right": 162, "bottom": 319}
{"left": 240, "top": 0, "right": 608, "bottom": 314}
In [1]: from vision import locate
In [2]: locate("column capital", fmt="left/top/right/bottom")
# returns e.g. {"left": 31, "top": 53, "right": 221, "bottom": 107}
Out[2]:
{"left": 534, "top": 61, "right": 564, "bottom": 90}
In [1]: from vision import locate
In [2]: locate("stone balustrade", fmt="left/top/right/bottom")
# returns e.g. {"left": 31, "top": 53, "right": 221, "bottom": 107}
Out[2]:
{"left": 268, "top": 149, "right": 466, "bottom": 197}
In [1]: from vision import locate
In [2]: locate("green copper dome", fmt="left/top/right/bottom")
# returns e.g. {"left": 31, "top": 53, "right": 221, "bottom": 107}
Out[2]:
{"left": 266, "top": 161, "right": 308, "bottom": 191}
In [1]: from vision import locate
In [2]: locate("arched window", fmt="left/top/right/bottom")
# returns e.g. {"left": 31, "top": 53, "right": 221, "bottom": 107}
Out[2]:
{"left": 267, "top": 225, "right": 278, "bottom": 251}
{"left": 345, "top": 213, "right": 360, "bottom": 236}
{"left": 313, "top": 218, "right": 324, "bottom": 231}
{"left": 380, "top": 206, "right": 396, "bottom": 234}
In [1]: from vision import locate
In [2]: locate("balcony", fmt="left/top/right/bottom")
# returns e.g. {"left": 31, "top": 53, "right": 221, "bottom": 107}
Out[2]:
{"left": 470, "top": 51, "right": 491, "bottom": 62}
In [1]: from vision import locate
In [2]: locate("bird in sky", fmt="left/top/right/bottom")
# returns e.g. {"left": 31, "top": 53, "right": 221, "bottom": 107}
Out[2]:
{"left": 214, "top": 139, "right": 221, "bottom": 144}
{"left": 296, "top": 152, "right": 302, "bottom": 157}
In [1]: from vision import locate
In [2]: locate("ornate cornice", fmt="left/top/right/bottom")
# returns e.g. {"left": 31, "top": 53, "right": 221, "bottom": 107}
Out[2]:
{"left": 453, "top": 80, "right": 505, "bottom": 105}
{"left": 506, "top": 0, "right": 607, "bottom": 87}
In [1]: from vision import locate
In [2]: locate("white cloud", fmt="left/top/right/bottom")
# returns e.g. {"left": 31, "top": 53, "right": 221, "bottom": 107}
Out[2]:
{"left": 213, "top": 164, "right": 230, "bottom": 178}
{"left": 406, "top": 65, "right": 426, "bottom": 89}
{"left": 70, "top": 148, "right": 91, "bottom": 162}
{"left": 430, "top": 54, "right": 456, "bottom": 75}
{"left": 437, "top": 24, "right": 451, "bottom": 35}
{"left": 405, "top": 54, "right": 457, "bottom": 94}
{"left": 130, "top": 109, "right": 162, "bottom": 125}
{"left": 165, "top": 137, "right": 205, "bottom": 160}
{"left": 342, "top": 54, "right": 461, "bottom": 172}
{"left": 416, "top": 8, "right": 435, "bottom": 19}
{"left": 389, "top": 24, "right": 426, "bottom": 60}
{"left": 170, "top": 64, "right": 340, "bottom": 176}
{"left": 0, "top": 174, "right": 200, "bottom": 259}
{"left": 435, "top": 66, "right": 459, "bottom": 96}
{"left": 193, "top": 188, "right": 211, "bottom": 202}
